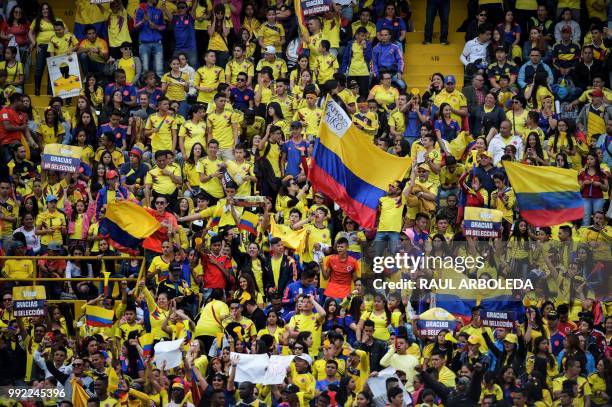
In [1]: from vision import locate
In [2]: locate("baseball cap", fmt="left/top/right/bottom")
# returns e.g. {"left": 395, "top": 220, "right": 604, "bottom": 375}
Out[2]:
{"left": 348, "top": 80, "right": 359, "bottom": 88}
{"left": 46, "top": 194, "right": 59, "bottom": 202}
{"left": 495, "top": 45, "right": 507, "bottom": 52}
{"left": 561, "top": 26, "right": 572, "bottom": 33}
{"left": 591, "top": 88, "right": 604, "bottom": 97}
{"left": 106, "top": 170, "right": 118, "bottom": 180}
{"left": 480, "top": 150, "right": 493, "bottom": 158}
{"left": 445, "top": 75, "right": 456, "bottom": 84}
{"left": 129, "top": 147, "right": 142, "bottom": 157}
{"left": 456, "top": 376, "right": 470, "bottom": 385}
{"left": 47, "top": 242, "right": 63, "bottom": 251}
{"left": 417, "top": 163, "right": 430, "bottom": 171}
{"left": 120, "top": 41, "right": 132, "bottom": 49}
{"left": 547, "top": 310, "right": 559, "bottom": 320}
{"left": 265, "top": 45, "right": 276, "bottom": 54}
{"left": 290, "top": 121, "right": 303, "bottom": 128}
{"left": 467, "top": 335, "right": 481, "bottom": 345}
{"left": 503, "top": 333, "right": 518, "bottom": 344}
{"left": 410, "top": 88, "right": 420, "bottom": 96}
{"left": 295, "top": 354, "right": 313, "bottom": 366}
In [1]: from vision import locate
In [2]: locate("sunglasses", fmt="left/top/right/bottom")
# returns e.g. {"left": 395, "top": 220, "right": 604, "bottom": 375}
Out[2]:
{"left": 479, "top": 13, "right": 487, "bottom": 16}
{"left": 3, "top": 298, "right": 12, "bottom": 301}
{"left": 155, "top": 201, "right": 166, "bottom": 205}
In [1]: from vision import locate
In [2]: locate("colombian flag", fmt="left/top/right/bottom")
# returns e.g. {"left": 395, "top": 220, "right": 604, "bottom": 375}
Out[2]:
{"left": 309, "top": 99, "right": 412, "bottom": 229}
{"left": 270, "top": 217, "right": 307, "bottom": 253}
{"left": 140, "top": 332, "right": 154, "bottom": 357}
{"left": 239, "top": 211, "right": 259, "bottom": 235}
{"left": 99, "top": 201, "right": 160, "bottom": 254}
{"left": 503, "top": 161, "right": 583, "bottom": 227}
{"left": 85, "top": 305, "right": 114, "bottom": 327}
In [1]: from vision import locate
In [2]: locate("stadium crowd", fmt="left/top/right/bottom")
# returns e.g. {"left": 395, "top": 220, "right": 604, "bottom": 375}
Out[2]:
{"left": 0, "top": 0, "right": 611, "bottom": 405}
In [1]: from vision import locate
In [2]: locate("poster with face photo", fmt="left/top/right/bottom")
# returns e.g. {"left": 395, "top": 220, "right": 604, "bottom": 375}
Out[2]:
{"left": 47, "top": 52, "right": 82, "bottom": 99}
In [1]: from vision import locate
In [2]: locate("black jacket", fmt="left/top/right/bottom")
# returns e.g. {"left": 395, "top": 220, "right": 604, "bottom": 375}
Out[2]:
{"left": 573, "top": 60, "right": 606, "bottom": 91}
{"left": 264, "top": 254, "right": 297, "bottom": 296}
{"left": 483, "top": 331, "right": 527, "bottom": 376}
{"left": 421, "top": 366, "right": 483, "bottom": 407}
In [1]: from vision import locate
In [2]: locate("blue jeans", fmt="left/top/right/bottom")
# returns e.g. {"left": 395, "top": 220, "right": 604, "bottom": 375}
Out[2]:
{"left": 78, "top": 53, "right": 107, "bottom": 78}
{"left": 583, "top": 198, "right": 604, "bottom": 226}
{"left": 373, "top": 231, "right": 400, "bottom": 258}
{"left": 424, "top": 0, "right": 450, "bottom": 42}
{"left": 139, "top": 41, "right": 164, "bottom": 77}
{"left": 34, "top": 44, "right": 51, "bottom": 94}
{"left": 392, "top": 73, "right": 406, "bottom": 91}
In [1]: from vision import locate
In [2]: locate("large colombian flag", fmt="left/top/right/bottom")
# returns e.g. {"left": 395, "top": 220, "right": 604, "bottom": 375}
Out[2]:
{"left": 503, "top": 161, "right": 583, "bottom": 227}
{"left": 309, "top": 99, "right": 412, "bottom": 229}
{"left": 99, "top": 201, "right": 160, "bottom": 254}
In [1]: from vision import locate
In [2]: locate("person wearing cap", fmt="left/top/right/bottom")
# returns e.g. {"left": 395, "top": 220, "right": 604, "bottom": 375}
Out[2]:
{"left": 257, "top": 7, "right": 286, "bottom": 50}
{"left": 256, "top": 45, "right": 288, "bottom": 80}
{"left": 76, "top": 25, "right": 109, "bottom": 77}
{"left": 293, "top": 88, "right": 322, "bottom": 138}
{"left": 433, "top": 74, "right": 468, "bottom": 124}
{"left": 552, "top": 26, "right": 580, "bottom": 74}
{"left": 35, "top": 194, "right": 66, "bottom": 249}
{"left": 577, "top": 87, "right": 612, "bottom": 140}
{"left": 289, "top": 352, "right": 316, "bottom": 402}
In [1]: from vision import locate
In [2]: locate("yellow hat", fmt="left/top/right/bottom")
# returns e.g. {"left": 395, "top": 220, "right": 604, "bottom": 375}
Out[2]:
{"left": 410, "top": 88, "right": 420, "bottom": 96}
{"left": 417, "top": 163, "right": 430, "bottom": 171}
{"left": 503, "top": 333, "right": 518, "bottom": 344}
{"left": 467, "top": 335, "right": 481, "bottom": 345}
{"left": 59, "top": 62, "right": 69, "bottom": 68}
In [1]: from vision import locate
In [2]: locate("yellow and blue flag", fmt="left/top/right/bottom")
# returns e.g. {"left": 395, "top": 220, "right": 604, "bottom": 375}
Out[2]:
{"left": 85, "top": 305, "right": 114, "bottom": 327}
{"left": 238, "top": 211, "right": 259, "bottom": 235}
{"left": 99, "top": 201, "right": 160, "bottom": 254}
{"left": 309, "top": 99, "right": 411, "bottom": 228}
{"left": 503, "top": 161, "right": 583, "bottom": 226}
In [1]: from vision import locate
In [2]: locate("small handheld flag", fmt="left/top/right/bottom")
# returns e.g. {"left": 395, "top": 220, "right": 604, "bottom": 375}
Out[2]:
{"left": 85, "top": 305, "right": 114, "bottom": 327}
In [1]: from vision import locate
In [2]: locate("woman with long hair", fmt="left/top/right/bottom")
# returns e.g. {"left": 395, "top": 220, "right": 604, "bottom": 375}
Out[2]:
{"left": 557, "top": 332, "right": 587, "bottom": 374}
{"left": 496, "top": 10, "right": 521, "bottom": 58}
{"left": 233, "top": 272, "right": 264, "bottom": 307}
{"left": 507, "top": 219, "right": 530, "bottom": 278}
{"left": 161, "top": 57, "right": 190, "bottom": 118}
{"left": 35, "top": 108, "right": 64, "bottom": 147}
{"left": 265, "top": 101, "right": 289, "bottom": 138}
{"left": 356, "top": 293, "right": 392, "bottom": 342}
{"left": 588, "top": 357, "right": 612, "bottom": 407}
{"left": 183, "top": 142, "right": 205, "bottom": 198}
{"left": 240, "top": 3, "right": 260, "bottom": 38}
{"left": 579, "top": 151, "right": 608, "bottom": 226}
{"left": 0, "top": 46, "right": 24, "bottom": 92}
{"left": 72, "top": 96, "right": 98, "bottom": 129}
{"left": 1, "top": 6, "right": 31, "bottom": 81}
{"left": 208, "top": 4, "right": 231, "bottom": 68}
{"left": 73, "top": 110, "right": 98, "bottom": 149}
{"left": 275, "top": 178, "right": 308, "bottom": 224}
{"left": 538, "top": 95, "right": 558, "bottom": 137}
{"left": 434, "top": 103, "right": 461, "bottom": 142}
{"left": 100, "top": 89, "right": 130, "bottom": 125}
{"left": 422, "top": 72, "right": 444, "bottom": 106}
{"left": 522, "top": 27, "right": 550, "bottom": 61}
{"left": 548, "top": 119, "right": 584, "bottom": 167}
{"left": 523, "top": 132, "right": 548, "bottom": 165}
{"left": 524, "top": 71, "right": 555, "bottom": 111}
{"left": 81, "top": 73, "right": 104, "bottom": 110}
{"left": 289, "top": 55, "right": 311, "bottom": 90}
{"left": 28, "top": 2, "right": 59, "bottom": 95}
{"left": 121, "top": 335, "right": 145, "bottom": 380}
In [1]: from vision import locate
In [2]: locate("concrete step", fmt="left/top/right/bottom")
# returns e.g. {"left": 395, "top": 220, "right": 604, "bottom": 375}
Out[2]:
{"left": 410, "top": 0, "right": 468, "bottom": 31}
{"left": 404, "top": 31, "right": 466, "bottom": 44}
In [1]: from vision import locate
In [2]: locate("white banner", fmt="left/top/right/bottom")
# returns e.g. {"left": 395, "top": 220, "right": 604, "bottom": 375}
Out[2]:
{"left": 153, "top": 339, "right": 184, "bottom": 369}
{"left": 47, "top": 52, "right": 82, "bottom": 99}
{"left": 262, "top": 355, "right": 295, "bottom": 385}
{"left": 231, "top": 353, "right": 269, "bottom": 383}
